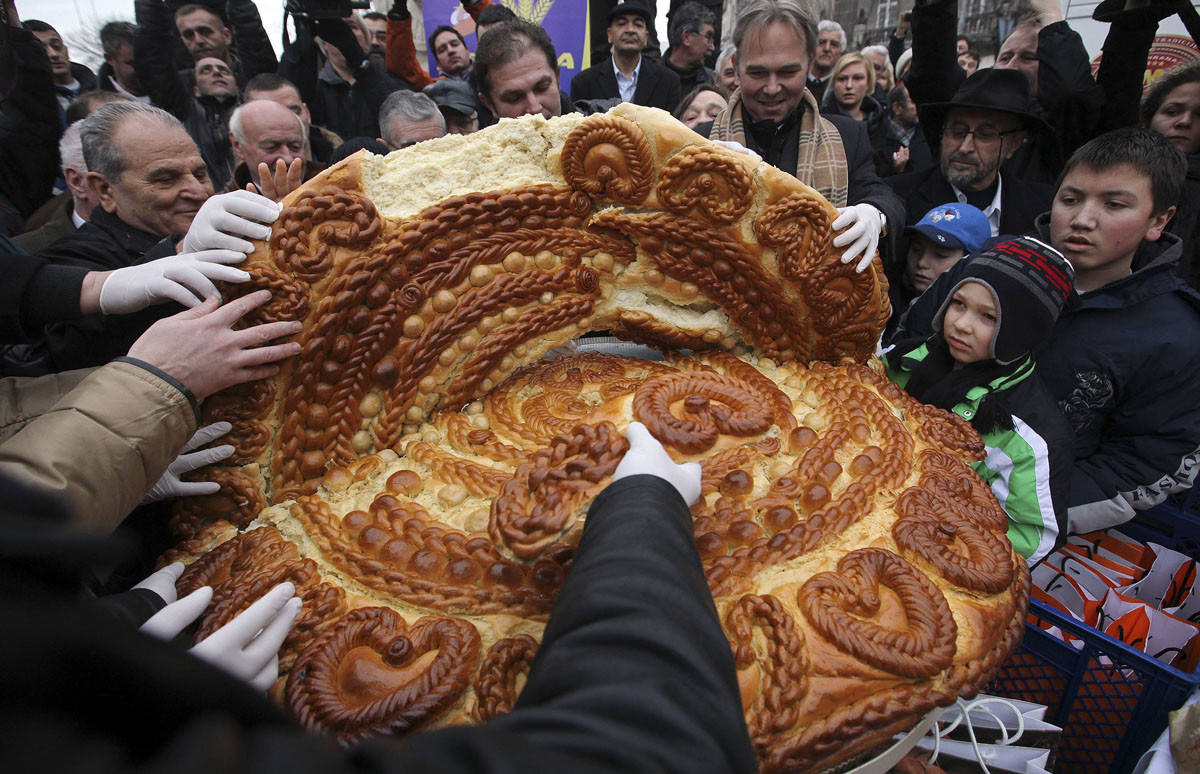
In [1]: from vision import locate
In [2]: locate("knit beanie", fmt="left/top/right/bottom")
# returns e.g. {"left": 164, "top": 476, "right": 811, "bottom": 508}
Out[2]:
{"left": 932, "top": 236, "right": 1075, "bottom": 365}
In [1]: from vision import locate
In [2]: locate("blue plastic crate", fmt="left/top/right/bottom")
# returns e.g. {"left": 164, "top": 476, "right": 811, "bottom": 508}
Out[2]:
{"left": 986, "top": 500, "right": 1200, "bottom": 773}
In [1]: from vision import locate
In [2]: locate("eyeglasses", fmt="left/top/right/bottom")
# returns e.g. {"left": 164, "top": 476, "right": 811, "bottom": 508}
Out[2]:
{"left": 942, "top": 124, "right": 1023, "bottom": 145}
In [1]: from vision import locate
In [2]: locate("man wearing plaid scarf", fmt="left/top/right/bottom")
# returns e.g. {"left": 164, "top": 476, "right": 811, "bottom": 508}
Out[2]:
{"left": 698, "top": 0, "right": 904, "bottom": 274}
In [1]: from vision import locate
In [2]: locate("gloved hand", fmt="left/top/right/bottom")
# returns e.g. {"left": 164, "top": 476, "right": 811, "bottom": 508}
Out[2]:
{"left": 314, "top": 18, "right": 366, "bottom": 70}
{"left": 142, "top": 422, "right": 235, "bottom": 503}
{"left": 133, "top": 561, "right": 185, "bottom": 605}
{"left": 614, "top": 421, "right": 703, "bottom": 506}
{"left": 711, "top": 139, "right": 763, "bottom": 161}
{"left": 100, "top": 250, "right": 250, "bottom": 314}
{"left": 139, "top": 581, "right": 301, "bottom": 692}
{"left": 190, "top": 582, "right": 302, "bottom": 692}
{"left": 387, "top": 0, "right": 411, "bottom": 20}
{"left": 832, "top": 202, "right": 884, "bottom": 273}
{"left": 140, "top": 585, "right": 213, "bottom": 641}
{"left": 181, "top": 190, "right": 280, "bottom": 254}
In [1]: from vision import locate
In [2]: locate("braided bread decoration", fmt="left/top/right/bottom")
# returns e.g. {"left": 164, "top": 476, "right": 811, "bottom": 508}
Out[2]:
{"left": 166, "top": 105, "right": 1026, "bottom": 772}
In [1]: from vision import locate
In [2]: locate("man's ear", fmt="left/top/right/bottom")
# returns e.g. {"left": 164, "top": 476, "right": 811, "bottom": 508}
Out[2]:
{"left": 478, "top": 90, "right": 496, "bottom": 116}
{"left": 222, "top": 26, "right": 232, "bottom": 46}
{"left": 64, "top": 167, "right": 89, "bottom": 200}
{"left": 194, "top": 84, "right": 201, "bottom": 97}
{"left": 229, "top": 131, "right": 244, "bottom": 162}
{"left": 1002, "top": 130, "right": 1026, "bottom": 160}
{"left": 87, "top": 171, "right": 117, "bottom": 213}
{"left": 1147, "top": 205, "right": 1177, "bottom": 241}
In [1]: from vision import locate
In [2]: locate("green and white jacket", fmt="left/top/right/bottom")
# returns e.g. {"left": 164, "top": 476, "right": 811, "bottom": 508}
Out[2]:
{"left": 888, "top": 343, "right": 1074, "bottom": 564}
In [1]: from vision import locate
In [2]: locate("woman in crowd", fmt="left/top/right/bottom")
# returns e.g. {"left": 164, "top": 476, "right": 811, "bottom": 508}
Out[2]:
{"left": 674, "top": 84, "right": 729, "bottom": 130}
{"left": 821, "top": 53, "right": 886, "bottom": 152}
{"left": 1142, "top": 62, "right": 1200, "bottom": 288}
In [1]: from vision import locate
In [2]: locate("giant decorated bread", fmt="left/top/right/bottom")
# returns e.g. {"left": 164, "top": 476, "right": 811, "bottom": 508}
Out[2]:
{"left": 166, "top": 103, "right": 1029, "bottom": 773}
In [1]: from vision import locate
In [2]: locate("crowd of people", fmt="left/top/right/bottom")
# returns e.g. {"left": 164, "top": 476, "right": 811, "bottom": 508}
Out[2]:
{"left": 2, "top": 0, "right": 1200, "bottom": 769}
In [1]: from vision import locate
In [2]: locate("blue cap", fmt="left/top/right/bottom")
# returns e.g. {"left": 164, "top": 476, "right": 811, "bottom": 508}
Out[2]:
{"left": 904, "top": 203, "right": 990, "bottom": 253}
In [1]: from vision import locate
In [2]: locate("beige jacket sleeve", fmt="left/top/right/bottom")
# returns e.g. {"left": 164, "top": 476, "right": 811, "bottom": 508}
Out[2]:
{"left": 0, "top": 368, "right": 94, "bottom": 445}
{"left": 0, "top": 360, "right": 198, "bottom": 532}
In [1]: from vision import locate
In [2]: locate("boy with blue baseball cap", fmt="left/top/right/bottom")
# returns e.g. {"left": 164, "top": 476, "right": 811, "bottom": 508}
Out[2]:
{"left": 887, "top": 202, "right": 990, "bottom": 334}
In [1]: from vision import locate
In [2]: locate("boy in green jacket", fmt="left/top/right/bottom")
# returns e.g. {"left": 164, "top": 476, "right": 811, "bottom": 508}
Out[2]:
{"left": 887, "top": 236, "right": 1076, "bottom": 563}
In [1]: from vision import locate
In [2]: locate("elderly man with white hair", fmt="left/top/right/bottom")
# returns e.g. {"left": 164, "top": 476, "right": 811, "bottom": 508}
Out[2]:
{"left": 20, "top": 101, "right": 284, "bottom": 375}
{"left": 806, "top": 19, "right": 845, "bottom": 102}
{"left": 226, "top": 99, "right": 323, "bottom": 199}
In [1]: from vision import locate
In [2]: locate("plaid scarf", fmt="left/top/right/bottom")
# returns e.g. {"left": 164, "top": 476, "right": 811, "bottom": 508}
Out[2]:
{"left": 711, "top": 88, "right": 849, "bottom": 206}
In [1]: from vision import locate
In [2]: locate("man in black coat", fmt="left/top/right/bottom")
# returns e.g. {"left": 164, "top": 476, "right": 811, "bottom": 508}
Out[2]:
{"left": 697, "top": 0, "right": 903, "bottom": 272}
{"left": 663, "top": 2, "right": 716, "bottom": 96}
{"left": 571, "top": 1, "right": 682, "bottom": 113}
{"left": 886, "top": 69, "right": 1055, "bottom": 246}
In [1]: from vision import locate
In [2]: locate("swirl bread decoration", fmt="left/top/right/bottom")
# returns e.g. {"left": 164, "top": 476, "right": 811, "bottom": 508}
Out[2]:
{"left": 167, "top": 104, "right": 1026, "bottom": 772}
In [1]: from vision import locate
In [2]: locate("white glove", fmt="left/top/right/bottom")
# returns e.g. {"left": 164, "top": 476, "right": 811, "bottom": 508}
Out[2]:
{"left": 140, "top": 585, "right": 213, "bottom": 641}
{"left": 142, "top": 422, "right": 235, "bottom": 503}
{"left": 614, "top": 422, "right": 703, "bottom": 506}
{"left": 711, "top": 139, "right": 763, "bottom": 161}
{"left": 190, "top": 582, "right": 302, "bottom": 692}
{"left": 133, "top": 561, "right": 185, "bottom": 605}
{"left": 832, "top": 202, "right": 884, "bottom": 273}
{"left": 100, "top": 250, "right": 251, "bottom": 314}
{"left": 139, "top": 581, "right": 301, "bottom": 692}
{"left": 181, "top": 190, "right": 280, "bottom": 254}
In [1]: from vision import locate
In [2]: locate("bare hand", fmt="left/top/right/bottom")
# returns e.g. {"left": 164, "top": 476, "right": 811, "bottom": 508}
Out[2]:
{"left": 126, "top": 289, "right": 302, "bottom": 400}
{"left": 1030, "top": 0, "right": 1064, "bottom": 24}
{"left": 893, "top": 145, "right": 910, "bottom": 172}
{"left": 253, "top": 158, "right": 304, "bottom": 203}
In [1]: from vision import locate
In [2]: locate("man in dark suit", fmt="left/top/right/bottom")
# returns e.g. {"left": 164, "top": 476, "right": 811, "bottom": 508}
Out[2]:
{"left": 886, "top": 68, "right": 1055, "bottom": 243}
{"left": 571, "top": 1, "right": 682, "bottom": 113}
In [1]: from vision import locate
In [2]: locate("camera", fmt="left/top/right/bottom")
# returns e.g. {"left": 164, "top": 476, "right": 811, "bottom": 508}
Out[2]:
{"left": 285, "top": 0, "right": 370, "bottom": 20}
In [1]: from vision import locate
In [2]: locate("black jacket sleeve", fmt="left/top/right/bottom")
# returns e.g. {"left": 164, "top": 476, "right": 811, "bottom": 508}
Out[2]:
{"left": 1029, "top": 21, "right": 1105, "bottom": 177}
{"left": 278, "top": 18, "right": 321, "bottom": 113}
{"left": 483, "top": 475, "right": 757, "bottom": 773}
{"left": 1092, "top": 0, "right": 1173, "bottom": 134}
{"left": 135, "top": 0, "right": 195, "bottom": 120}
{"left": 0, "top": 252, "right": 86, "bottom": 344}
{"left": 226, "top": 0, "right": 278, "bottom": 82}
{"left": 903, "top": 0, "right": 965, "bottom": 139}
{"left": 0, "top": 26, "right": 62, "bottom": 221}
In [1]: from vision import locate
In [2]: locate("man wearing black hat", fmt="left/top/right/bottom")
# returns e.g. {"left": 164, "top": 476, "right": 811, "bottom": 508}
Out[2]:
{"left": 424, "top": 79, "right": 480, "bottom": 135}
{"left": 571, "top": 1, "right": 682, "bottom": 113}
{"left": 886, "top": 68, "right": 1055, "bottom": 241}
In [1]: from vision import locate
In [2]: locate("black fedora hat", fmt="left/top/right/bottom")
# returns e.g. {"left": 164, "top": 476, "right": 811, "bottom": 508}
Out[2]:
{"left": 918, "top": 68, "right": 1052, "bottom": 135}
{"left": 607, "top": 0, "right": 653, "bottom": 27}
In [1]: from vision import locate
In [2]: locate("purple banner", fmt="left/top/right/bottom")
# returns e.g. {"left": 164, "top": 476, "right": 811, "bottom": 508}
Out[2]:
{"left": 421, "top": 0, "right": 589, "bottom": 93}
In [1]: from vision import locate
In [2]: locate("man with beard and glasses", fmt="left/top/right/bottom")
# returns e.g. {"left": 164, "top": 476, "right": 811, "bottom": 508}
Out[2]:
{"left": 571, "top": 1, "right": 681, "bottom": 113}
{"left": 887, "top": 69, "right": 1054, "bottom": 240}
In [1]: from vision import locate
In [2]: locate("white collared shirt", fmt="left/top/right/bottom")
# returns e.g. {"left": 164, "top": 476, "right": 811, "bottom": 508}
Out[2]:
{"left": 109, "top": 78, "right": 152, "bottom": 104}
{"left": 951, "top": 173, "right": 1004, "bottom": 237}
{"left": 71, "top": 207, "right": 86, "bottom": 230}
{"left": 614, "top": 56, "right": 642, "bottom": 103}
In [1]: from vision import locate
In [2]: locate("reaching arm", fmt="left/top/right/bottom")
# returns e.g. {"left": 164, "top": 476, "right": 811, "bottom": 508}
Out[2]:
{"left": 134, "top": 0, "right": 194, "bottom": 120}
{"left": 226, "top": 0, "right": 278, "bottom": 81}
{"left": 386, "top": 2, "right": 434, "bottom": 90}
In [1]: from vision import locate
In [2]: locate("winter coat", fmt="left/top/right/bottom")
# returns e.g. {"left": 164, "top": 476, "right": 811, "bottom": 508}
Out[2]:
{"left": 892, "top": 216, "right": 1200, "bottom": 535}
{"left": 887, "top": 342, "right": 1073, "bottom": 563}
{"left": 0, "top": 358, "right": 198, "bottom": 532}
